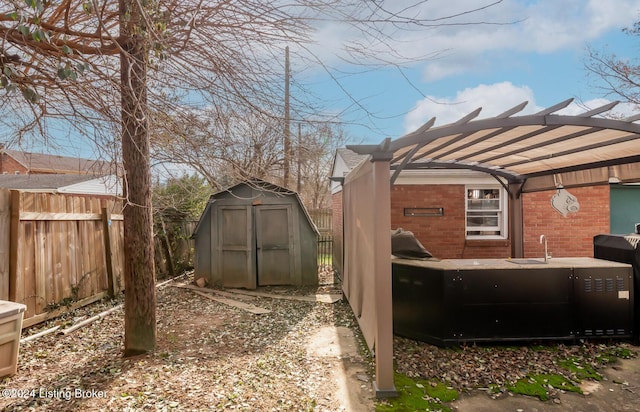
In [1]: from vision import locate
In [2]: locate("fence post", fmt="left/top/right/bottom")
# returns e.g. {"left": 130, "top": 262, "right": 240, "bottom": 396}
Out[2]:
{"left": 9, "top": 190, "right": 21, "bottom": 302}
{"left": 0, "top": 190, "right": 10, "bottom": 300}
{"left": 158, "top": 217, "right": 175, "bottom": 278}
{"left": 102, "top": 207, "right": 117, "bottom": 296}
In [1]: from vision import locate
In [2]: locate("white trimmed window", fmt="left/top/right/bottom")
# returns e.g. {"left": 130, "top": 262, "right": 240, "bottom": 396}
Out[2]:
{"left": 465, "top": 186, "right": 507, "bottom": 239}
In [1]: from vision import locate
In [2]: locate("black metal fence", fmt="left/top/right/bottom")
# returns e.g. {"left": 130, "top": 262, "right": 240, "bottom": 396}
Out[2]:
{"left": 309, "top": 208, "right": 333, "bottom": 269}
{"left": 317, "top": 235, "right": 333, "bottom": 267}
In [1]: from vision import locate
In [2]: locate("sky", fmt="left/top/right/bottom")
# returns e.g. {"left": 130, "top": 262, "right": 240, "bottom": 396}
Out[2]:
{"left": 13, "top": 0, "right": 640, "bottom": 163}
{"left": 295, "top": 0, "right": 640, "bottom": 145}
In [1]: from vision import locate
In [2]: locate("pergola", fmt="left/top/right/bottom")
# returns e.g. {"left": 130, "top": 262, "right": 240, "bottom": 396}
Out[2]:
{"left": 341, "top": 99, "right": 640, "bottom": 397}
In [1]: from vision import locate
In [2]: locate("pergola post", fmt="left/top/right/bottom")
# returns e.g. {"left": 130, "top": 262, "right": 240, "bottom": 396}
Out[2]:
{"left": 371, "top": 156, "right": 397, "bottom": 398}
{"left": 509, "top": 183, "right": 524, "bottom": 258}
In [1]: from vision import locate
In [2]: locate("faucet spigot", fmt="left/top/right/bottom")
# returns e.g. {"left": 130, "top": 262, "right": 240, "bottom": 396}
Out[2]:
{"left": 539, "top": 234, "right": 549, "bottom": 263}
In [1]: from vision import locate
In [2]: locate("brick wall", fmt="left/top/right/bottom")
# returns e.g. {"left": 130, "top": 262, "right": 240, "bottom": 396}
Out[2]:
{"left": 522, "top": 186, "right": 610, "bottom": 258}
{"left": 0, "top": 153, "right": 28, "bottom": 174}
{"left": 390, "top": 184, "right": 511, "bottom": 259}
{"left": 336, "top": 183, "right": 611, "bottom": 262}
{"left": 331, "top": 191, "right": 343, "bottom": 274}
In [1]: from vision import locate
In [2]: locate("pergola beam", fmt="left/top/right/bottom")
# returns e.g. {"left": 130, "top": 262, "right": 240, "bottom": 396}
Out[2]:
{"left": 503, "top": 133, "right": 640, "bottom": 169}
{"left": 534, "top": 98, "right": 574, "bottom": 115}
{"left": 453, "top": 125, "right": 563, "bottom": 162}
{"left": 523, "top": 154, "right": 640, "bottom": 179}
{"left": 481, "top": 127, "right": 600, "bottom": 164}
{"left": 577, "top": 101, "right": 619, "bottom": 117}
{"left": 397, "top": 161, "right": 522, "bottom": 182}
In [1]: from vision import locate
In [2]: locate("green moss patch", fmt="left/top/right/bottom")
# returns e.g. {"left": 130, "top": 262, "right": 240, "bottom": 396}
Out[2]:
{"left": 376, "top": 373, "right": 458, "bottom": 412}
{"left": 597, "top": 346, "right": 636, "bottom": 364}
{"left": 488, "top": 383, "right": 501, "bottom": 394}
{"left": 559, "top": 356, "right": 602, "bottom": 381}
{"left": 507, "top": 374, "right": 581, "bottom": 401}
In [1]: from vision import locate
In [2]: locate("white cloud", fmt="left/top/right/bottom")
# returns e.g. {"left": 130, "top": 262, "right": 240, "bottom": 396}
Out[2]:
{"left": 306, "top": 0, "right": 640, "bottom": 81}
{"left": 403, "top": 83, "right": 634, "bottom": 134}
{"left": 517, "top": 0, "right": 640, "bottom": 52}
{"left": 403, "top": 81, "right": 542, "bottom": 132}
{"left": 417, "top": 0, "right": 640, "bottom": 80}
{"left": 295, "top": 0, "right": 640, "bottom": 139}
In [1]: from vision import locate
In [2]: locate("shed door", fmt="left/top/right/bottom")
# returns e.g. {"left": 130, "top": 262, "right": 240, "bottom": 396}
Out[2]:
{"left": 218, "top": 206, "right": 256, "bottom": 289}
{"left": 255, "top": 205, "right": 295, "bottom": 286}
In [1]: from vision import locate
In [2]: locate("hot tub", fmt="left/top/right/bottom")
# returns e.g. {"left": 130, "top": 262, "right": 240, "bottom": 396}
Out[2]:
{"left": 392, "top": 257, "right": 634, "bottom": 346}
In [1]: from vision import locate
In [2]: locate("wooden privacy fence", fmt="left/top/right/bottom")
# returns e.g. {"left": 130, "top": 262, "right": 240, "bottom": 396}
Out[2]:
{"left": 308, "top": 208, "right": 332, "bottom": 236}
{"left": 0, "top": 189, "right": 124, "bottom": 328}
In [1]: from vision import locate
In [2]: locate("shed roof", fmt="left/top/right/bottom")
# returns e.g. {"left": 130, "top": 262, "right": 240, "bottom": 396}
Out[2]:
{"left": 211, "top": 178, "right": 298, "bottom": 198}
{"left": 347, "top": 99, "right": 640, "bottom": 193}
{"left": 192, "top": 178, "right": 319, "bottom": 237}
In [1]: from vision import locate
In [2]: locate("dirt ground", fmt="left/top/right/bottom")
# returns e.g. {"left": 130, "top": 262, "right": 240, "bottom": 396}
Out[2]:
{"left": 1, "top": 274, "right": 376, "bottom": 411}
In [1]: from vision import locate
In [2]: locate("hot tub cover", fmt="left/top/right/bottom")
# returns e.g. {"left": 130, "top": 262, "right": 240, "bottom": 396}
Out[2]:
{"left": 594, "top": 234, "right": 640, "bottom": 270}
{"left": 391, "top": 228, "right": 433, "bottom": 259}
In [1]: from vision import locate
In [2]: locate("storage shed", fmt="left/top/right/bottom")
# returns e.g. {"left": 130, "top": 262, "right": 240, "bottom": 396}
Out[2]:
{"left": 193, "top": 179, "right": 319, "bottom": 289}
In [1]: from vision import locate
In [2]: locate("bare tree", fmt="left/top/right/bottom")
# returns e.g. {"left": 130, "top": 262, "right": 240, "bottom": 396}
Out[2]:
{"left": 295, "top": 121, "right": 347, "bottom": 209}
{"left": 152, "top": 108, "right": 345, "bottom": 207}
{"left": 1, "top": 0, "right": 507, "bottom": 355}
{"left": 151, "top": 106, "right": 285, "bottom": 190}
{"left": 585, "top": 21, "right": 640, "bottom": 108}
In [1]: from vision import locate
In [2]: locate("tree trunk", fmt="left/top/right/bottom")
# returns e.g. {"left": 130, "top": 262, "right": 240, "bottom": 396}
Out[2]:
{"left": 120, "top": 0, "right": 156, "bottom": 356}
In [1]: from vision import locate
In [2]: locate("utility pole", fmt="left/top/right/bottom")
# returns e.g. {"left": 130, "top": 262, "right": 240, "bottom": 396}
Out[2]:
{"left": 283, "top": 46, "right": 291, "bottom": 188}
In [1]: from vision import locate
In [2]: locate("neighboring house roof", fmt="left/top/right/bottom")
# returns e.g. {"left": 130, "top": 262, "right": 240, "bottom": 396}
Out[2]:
{"left": 2, "top": 149, "right": 115, "bottom": 175}
{"left": 331, "top": 147, "right": 498, "bottom": 194}
{"left": 330, "top": 148, "right": 369, "bottom": 194}
{"left": 0, "top": 174, "right": 121, "bottom": 195}
{"left": 336, "top": 148, "right": 367, "bottom": 170}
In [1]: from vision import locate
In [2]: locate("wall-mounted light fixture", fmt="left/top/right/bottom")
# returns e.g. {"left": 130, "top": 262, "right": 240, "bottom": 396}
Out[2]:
{"left": 404, "top": 207, "right": 444, "bottom": 217}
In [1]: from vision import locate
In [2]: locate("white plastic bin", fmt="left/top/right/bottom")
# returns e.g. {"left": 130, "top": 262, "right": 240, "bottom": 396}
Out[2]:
{"left": 0, "top": 300, "right": 27, "bottom": 378}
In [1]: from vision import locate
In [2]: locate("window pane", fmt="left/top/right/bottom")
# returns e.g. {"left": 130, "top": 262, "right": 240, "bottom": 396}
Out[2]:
{"left": 467, "top": 198, "right": 500, "bottom": 210}
{"left": 467, "top": 188, "right": 500, "bottom": 200}
{"left": 467, "top": 229, "right": 501, "bottom": 236}
{"left": 467, "top": 212, "right": 499, "bottom": 227}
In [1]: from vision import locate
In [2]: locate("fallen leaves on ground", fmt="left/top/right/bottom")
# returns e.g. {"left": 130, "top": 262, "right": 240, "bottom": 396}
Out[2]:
{"left": 394, "top": 336, "right": 637, "bottom": 402}
{"left": 2, "top": 270, "right": 373, "bottom": 411}
{"left": 2, "top": 267, "right": 636, "bottom": 410}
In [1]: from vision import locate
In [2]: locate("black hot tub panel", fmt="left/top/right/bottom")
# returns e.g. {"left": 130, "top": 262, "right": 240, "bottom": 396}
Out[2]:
{"left": 453, "top": 268, "right": 575, "bottom": 343}
{"left": 593, "top": 234, "right": 640, "bottom": 341}
{"left": 574, "top": 268, "right": 634, "bottom": 338}
{"left": 392, "top": 260, "right": 634, "bottom": 346}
